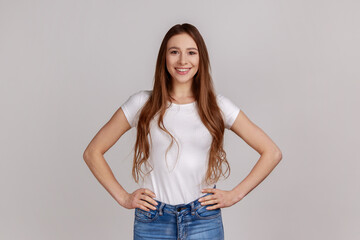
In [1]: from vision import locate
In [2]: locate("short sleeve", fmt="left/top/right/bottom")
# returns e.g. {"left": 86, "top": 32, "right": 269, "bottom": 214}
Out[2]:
{"left": 216, "top": 94, "right": 241, "bottom": 129}
{"left": 120, "top": 90, "right": 151, "bottom": 128}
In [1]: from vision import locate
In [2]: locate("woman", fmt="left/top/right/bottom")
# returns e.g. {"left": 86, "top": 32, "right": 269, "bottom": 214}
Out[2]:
{"left": 83, "top": 23, "right": 282, "bottom": 240}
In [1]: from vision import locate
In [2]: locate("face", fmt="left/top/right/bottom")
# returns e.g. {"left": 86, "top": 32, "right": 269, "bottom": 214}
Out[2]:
{"left": 166, "top": 33, "right": 199, "bottom": 86}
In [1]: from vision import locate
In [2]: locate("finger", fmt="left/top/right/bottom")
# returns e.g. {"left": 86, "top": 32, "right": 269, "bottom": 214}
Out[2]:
{"left": 141, "top": 200, "right": 157, "bottom": 211}
{"left": 142, "top": 195, "right": 158, "bottom": 206}
{"left": 199, "top": 194, "right": 215, "bottom": 202}
{"left": 137, "top": 204, "right": 150, "bottom": 212}
{"left": 201, "top": 199, "right": 218, "bottom": 206}
{"left": 201, "top": 188, "right": 215, "bottom": 193}
{"left": 144, "top": 188, "right": 156, "bottom": 198}
{"left": 206, "top": 204, "right": 220, "bottom": 210}
{"left": 140, "top": 194, "right": 158, "bottom": 205}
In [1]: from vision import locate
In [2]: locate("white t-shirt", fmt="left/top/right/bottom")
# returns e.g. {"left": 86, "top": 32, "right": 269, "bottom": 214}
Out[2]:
{"left": 120, "top": 90, "right": 240, "bottom": 205}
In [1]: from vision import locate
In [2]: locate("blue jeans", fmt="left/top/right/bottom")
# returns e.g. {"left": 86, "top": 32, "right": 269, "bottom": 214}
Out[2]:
{"left": 133, "top": 191, "right": 224, "bottom": 239}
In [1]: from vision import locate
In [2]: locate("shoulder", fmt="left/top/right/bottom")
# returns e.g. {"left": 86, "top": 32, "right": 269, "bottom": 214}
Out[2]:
{"left": 129, "top": 89, "right": 152, "bottom": 99}
{"left": 215, "top": 93, "right": 237, "bottom": 108}
{"left": 216, "top": 93, "right": 224, "bottom": 102}
{"left": 125, "top": 89, "right": 152, "bottom": 104}
{"left": 139, "top": 89, "right": 152, "bottom": 105}
{"left": 120, "top": 90, "right": 152, "bottom": 127}
{"left": 141, "top": 89, "right": 152, "bottom": 99}
{"left": 121, "top": 89, "right": 152, "bottom": 110}
{"left": 215, "top": 93, "right": 241, "bottom": 129}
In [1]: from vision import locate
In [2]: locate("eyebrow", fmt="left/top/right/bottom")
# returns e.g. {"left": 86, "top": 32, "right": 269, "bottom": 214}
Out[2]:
{"left": 168, "top": 47, "right": 198, "bottom": 51}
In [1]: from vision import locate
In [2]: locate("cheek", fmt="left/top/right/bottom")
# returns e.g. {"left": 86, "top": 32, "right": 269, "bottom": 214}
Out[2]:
{"left": 165, "top": 57, "right": 172, "bottom": 71}
{"left": 193, "top": 60, "right": 199, "bottom": 70}
{"left": 166, "top": 56, "right": 176, "bottom": 68}
{"left": 193, "top": 57, "right": 199, "bottom": 67}
{"left": 193, "top": 62, "right": 199, "bottom": 74}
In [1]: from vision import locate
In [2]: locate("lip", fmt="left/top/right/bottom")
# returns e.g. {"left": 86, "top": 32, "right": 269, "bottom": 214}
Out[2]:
{"left": 175, "top": 67, "right": 191, "bottom": 75}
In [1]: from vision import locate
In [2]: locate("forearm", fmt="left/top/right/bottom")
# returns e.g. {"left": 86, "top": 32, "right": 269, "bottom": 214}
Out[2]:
{"left": 83, "top": 151, "right": 129, "bottom": 206}
{"left": 232, "top": 150, "right": 282, "bottom": 202}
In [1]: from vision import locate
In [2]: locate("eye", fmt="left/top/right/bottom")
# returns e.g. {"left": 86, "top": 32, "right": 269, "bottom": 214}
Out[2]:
{"left": 189, "top": 51, "right": 197, "bottom": 55}
{"left": 170, "top": 50, "right": 178, "bottom": 54}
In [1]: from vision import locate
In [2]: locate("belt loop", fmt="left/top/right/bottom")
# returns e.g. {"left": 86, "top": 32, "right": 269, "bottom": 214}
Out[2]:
{"left": 159, "top": 202, "right": 165, "bottom": 216}
{"left": 190, "top": 201, "right": 195, "bottom": 215}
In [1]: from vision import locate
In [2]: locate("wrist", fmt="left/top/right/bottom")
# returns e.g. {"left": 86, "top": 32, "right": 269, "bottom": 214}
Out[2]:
{"left": 231, "top": 188, "right": 245, "bottom": 203}
{"left": 117, "top": 191, "right": 130, "bottom": 207}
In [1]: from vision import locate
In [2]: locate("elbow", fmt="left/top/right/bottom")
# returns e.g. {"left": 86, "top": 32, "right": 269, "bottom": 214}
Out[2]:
{"left": 263, "top": 146, "right": 282, "bottom": 163}
{"left": 274, "top": 148, "right": 283, "bottom": 163}
{"left": 83, "top": 148, "right": 96, "bottom": 163}
{"left": 83, "top": 147, "right": 103, "bottom": 163}
{"left": 83, "top": 149, "right": 91, "bottom": 162}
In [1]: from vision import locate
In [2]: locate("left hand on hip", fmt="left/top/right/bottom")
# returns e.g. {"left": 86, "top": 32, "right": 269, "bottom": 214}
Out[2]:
{"left": 198, "top": 188, "right": 240, "bottom": 210}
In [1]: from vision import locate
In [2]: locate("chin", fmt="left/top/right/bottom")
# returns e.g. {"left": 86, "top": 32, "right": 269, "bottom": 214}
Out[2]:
{"left": 173, "top": 77, "right": 194, "bottom": 84}
{"left": 171, "top": 73, "right": 197, "bottom": 84}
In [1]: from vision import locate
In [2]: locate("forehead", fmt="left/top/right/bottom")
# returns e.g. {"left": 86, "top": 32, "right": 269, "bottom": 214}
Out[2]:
{"left": 167, "top": 33, "right": 198, "bottom": 49}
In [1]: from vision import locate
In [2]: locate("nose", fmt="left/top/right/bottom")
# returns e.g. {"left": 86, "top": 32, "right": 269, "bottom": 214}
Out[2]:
{"left": 178, "top": 52, "right": 187, "bottom": 65}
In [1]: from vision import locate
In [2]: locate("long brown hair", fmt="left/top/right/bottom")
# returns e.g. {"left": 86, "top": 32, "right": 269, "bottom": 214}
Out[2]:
{"left": 132, "top": 23, "right": 230, "bottom": 185}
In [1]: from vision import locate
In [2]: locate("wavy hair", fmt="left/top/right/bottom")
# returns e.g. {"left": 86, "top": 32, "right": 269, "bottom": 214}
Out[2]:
{"left": 132, "top": 23, "right": 230, "bottom": 186}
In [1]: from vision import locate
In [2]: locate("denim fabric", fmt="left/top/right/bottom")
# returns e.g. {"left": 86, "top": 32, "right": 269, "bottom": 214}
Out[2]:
{"left": 133, "top": 190, "right": 224, "bottom": 240}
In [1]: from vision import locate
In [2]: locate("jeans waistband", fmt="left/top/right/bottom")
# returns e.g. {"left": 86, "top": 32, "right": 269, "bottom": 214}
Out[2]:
{"left": 153, "top": 184, "right": 216, "bottom": 216}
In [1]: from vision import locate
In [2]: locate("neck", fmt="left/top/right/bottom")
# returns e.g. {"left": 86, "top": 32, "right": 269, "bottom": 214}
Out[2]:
{"left": 170, "top": 80, "right": 194, "bottom": 98}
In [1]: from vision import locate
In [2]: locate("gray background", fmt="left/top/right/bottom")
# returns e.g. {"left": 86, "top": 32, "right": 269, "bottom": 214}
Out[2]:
{"left": 1, "top": 0, "right": 359, "bottom": 239}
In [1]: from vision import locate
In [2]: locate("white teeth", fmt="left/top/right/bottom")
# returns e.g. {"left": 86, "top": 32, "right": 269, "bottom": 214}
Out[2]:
{"left": 176, "top": 68, "right": 190, "bottom": 72}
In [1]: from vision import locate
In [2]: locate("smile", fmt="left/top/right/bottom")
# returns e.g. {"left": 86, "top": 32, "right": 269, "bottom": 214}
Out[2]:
{"left": 175, "top": 68, "right": 191, "bottom": 75}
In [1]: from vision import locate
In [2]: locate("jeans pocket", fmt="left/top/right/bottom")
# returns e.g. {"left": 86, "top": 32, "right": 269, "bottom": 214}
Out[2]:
{"left": 135, "top": 208, "right": 159, "bottom": 223}
{"left": 195, "top": 205, "right": 221, "bottom": 220}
